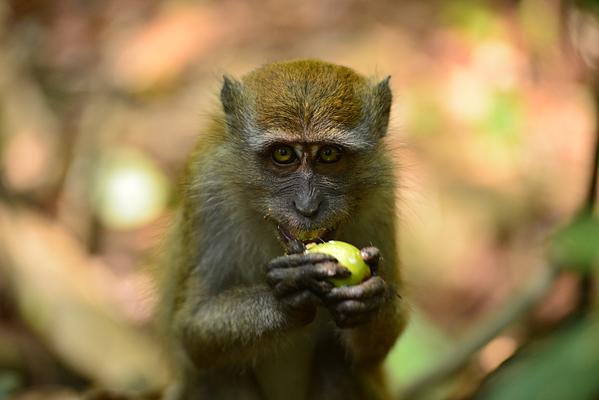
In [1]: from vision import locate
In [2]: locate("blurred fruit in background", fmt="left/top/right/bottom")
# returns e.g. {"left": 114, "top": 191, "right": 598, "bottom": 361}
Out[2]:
{"left": 92, "top": 148, "right": 170, "bottom": 230}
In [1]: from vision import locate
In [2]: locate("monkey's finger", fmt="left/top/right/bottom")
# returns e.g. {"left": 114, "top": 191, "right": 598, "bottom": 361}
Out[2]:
{"left": 301, "top": 277, "right": 334, "bottom": 295}
{"left": 296, "top": 263, "right": 350, "bottom": 294}
{"left": 335, "top": 300, "right": 368, "bottom": 314}
{"left": 324, "top": 276, "right": 386, "bottom": 302}
{"left": 331, "top": 310, "right": 373, "bottom": 328}
{"left": 335, "top": 312, "right": 373, "bottom": 328}
{"left": 267, "top": 262, "right": 341, "bottom": 283}
{"left": 305, "top": 262, "right": 351, "bottom": 281}
{"left": 284, "top": 290, "right": 319, "bottom": 310}
{"left": 280, "top": 291, "right": 318, "bottom": 324}
{"left": 286, "top": 239, "right": 306, "bottom": 255}
{"left": 267, "top": 268, "right": 303, "bottom": 292}
{"left": 332, "top": 312, "right": 349, "bottom": 328}
{"left": 272, "top": 277, "right": 332, "bottom": 298}
{"left": 266, "top": 269, "right": 284, "bottom": 288}
{"left": 268, "top": 253, "right": 336, "bottom": 270}
{"left": 273, "top": 273, "right": 331, "bottom": 298}
{"left": 267, "top": 263, "right": 347, "bottom": 296}
{"left": 360, "top": 246, "right": 380, "bottom": 273}
{"left": 329, "top": 298, "right": 383, "bottom": 328}
{"left": 282, "top": 263, "right": 347, "bottom": 295}
{"left": 269, "top": 268, "right": 305, "bottom": 289}
{"left": 272, "top": 280, "right": 302, "bottom": 298}
{"left": 333, "top": 296, "right": 383, "bottom": 315}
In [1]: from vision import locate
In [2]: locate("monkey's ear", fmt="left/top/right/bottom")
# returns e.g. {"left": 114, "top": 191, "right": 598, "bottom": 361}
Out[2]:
{"left": 221, "top": 75, "right": 243, "bottom": 115}
{"left": 372, "top": 76, "right": 392, "bottom": 137}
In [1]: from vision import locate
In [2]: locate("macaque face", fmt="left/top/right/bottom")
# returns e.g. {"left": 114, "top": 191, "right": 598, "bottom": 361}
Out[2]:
{"left": 258, "top": 139, "right": 358, "bottom": 245}
{"left": 220, "top": 60, "right": 391, "bottom": 246}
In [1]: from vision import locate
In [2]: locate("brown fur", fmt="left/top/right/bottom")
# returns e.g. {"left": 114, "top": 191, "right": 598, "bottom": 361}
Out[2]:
{"left": 155, "top": 60, "right": 406, "bottom": 400}
{"left": 245, "top": 60, "right": 367, "bottom": 132}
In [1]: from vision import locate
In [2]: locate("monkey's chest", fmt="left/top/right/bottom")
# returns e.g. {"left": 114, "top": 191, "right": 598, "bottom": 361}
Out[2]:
{"left": 252, "top": 312, "right": 326, "bottom": 400}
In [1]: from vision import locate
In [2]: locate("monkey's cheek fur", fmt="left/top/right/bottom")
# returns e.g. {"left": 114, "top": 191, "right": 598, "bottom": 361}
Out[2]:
{"left": 306, "top": 241, "right": 371, "bottom": 287}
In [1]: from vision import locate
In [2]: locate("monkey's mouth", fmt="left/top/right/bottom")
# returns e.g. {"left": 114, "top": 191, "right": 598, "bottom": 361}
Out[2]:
{"left": 276, "top": 225, "right": 336, "bottom": 248}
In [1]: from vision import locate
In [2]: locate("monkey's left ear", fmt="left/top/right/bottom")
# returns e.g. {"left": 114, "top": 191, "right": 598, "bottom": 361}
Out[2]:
{"left": 372, "top": 76, "right": 392, "bottom": 137}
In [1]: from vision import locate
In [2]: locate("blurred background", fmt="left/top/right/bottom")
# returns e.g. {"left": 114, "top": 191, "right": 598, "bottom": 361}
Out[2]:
{"left": 0, "top": 0, "right": 598, "bottom": 399}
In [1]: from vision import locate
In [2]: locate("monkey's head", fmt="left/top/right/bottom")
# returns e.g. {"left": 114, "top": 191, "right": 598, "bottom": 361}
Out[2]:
{"left": 220, "top": 60, "right": 393, "bottom": 248}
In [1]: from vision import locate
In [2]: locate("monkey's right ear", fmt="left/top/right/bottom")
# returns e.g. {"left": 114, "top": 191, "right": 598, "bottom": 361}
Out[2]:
{"left": 221, "top": 75, "right": 243, "bottom": 115}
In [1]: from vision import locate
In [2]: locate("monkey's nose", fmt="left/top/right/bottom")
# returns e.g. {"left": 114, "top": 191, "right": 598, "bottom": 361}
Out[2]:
{"left": 294, "top": 198, "right": 320, "bottom": 218}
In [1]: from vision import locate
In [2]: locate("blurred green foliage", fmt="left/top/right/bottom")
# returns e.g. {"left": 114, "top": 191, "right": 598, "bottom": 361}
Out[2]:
{"left": 477, "top": 315, "right": 599, "bottom": 400}
{"left": 386, "top": 312, "right": 452, "bottom": 387}
{"left": 577, "top": 0, "right": 599, "bottom": 14}
{"left": 442, "top": 1, "right": 501, "bottom": 39}
{"left": 0, "top": 371, "right": 22, "bottom": 400}
{"left": 480, "top": 90, "right": 523, "bottom": 146}
{"left": 519, "top": 0, "right": 560, "bottom": 51}
{"left": 480, "top": 200, "right": 599, "bottom": 399}
{"left": 479, "top": 212, "right": 599, "bottom": 400}
{"left": 550, "top": 215, "right": 599, "bottom": 271}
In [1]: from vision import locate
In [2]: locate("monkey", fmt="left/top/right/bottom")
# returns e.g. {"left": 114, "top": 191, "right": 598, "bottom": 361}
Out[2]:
{"left": 155, "top": 59, "right": 407, "bottom": 400}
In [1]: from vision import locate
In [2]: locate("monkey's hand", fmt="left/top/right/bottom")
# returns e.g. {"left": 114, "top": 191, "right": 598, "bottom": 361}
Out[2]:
{"left": 323, "top": 246, "right": 388, "bottom": 328}
{"left": 266, "top": 252, "right": 350, "bottom": 325}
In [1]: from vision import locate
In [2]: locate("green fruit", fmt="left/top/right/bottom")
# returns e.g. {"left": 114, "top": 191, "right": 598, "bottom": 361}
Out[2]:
{"left": 306, "top": 241, "right": 371, "bottom": 287}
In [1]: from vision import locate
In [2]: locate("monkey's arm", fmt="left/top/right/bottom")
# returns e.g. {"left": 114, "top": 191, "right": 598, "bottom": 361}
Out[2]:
{"left": 342, "top": 282, "right": 407, "bottom": 365}
{"left": 172, "top": 253, "right": 347, "bottom": 370}
{"left": 173, "top": 285, "right": 298, "bottom": 369}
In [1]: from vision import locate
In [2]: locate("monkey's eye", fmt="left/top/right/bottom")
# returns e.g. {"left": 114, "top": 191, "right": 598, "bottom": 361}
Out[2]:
{"left": 317, "top": 146, "right": 342, "bottom": 163}
{"left": 272, "top": 146, "right": 297, "bottom": 165}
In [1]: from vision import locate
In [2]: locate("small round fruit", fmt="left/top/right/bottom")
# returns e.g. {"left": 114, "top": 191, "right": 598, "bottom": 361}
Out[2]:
{"left": 306, "top": 241, "right": 371, "bottom": 287}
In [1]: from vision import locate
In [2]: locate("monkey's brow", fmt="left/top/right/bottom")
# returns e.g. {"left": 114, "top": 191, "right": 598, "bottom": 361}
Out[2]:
{"left": 249, "top": 131, "right": 369, "bottom": 152}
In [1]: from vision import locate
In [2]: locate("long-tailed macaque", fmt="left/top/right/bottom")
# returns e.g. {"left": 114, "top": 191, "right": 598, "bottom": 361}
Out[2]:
{"left": 156, "top": 59, "right": 407, "bottom": 400}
